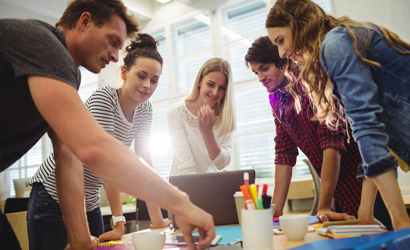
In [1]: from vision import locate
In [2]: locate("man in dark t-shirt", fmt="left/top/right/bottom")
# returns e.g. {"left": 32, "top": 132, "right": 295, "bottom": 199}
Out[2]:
{"left": 0, "top": 1, "right": 217, "bottom": 250}
{"left": 0, "top": 19, "right": 81, "bottom": 169}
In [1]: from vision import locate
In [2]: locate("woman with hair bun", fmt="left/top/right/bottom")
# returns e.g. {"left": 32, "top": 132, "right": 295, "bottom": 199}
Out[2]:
{"left": 167, "top": 58, "right": 236, "bottom": 176}
{"left": 27, "top": 33, "right": 171, "bottom": 249}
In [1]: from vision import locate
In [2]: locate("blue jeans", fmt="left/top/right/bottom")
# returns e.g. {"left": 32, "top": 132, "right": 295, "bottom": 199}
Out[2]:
{"left": 27, "top": 183, "right": 104, "bottom": 250}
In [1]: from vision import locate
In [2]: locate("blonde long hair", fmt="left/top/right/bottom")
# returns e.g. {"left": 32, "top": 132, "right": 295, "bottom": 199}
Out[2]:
{"left": 184, "top": 58, "right": 236, "bottom": 136}
{"left": 266, "top": 0, "right": 410, "bottom": 130}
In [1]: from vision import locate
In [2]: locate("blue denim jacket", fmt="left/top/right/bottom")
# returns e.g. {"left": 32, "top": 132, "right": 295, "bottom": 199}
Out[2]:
{"left": 320, "top": 25, "right": 410, "bottom": 179}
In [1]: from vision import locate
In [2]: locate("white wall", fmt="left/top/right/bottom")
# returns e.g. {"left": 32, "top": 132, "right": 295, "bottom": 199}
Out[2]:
{"left": 331, "top": 0, "right": 410, "bottom": 42}
{"left": 0, "top": 0, "right": 66, "bottom": 25}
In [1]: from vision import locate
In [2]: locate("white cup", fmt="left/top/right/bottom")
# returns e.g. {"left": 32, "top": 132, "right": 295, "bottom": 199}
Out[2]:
{"left": 241, "top": 207, "right": 273, "bottom": 250}
{"left": 124, "top": 231, "right": 165, "bottom": 250}
{"left": 279, "top": 214, "right": 309, "bottom": 241}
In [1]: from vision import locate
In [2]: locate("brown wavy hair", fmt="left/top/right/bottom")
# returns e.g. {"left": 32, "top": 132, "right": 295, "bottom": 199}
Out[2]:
{"left": 266, "top": 0, "right": 410, "bottom": 130}
{"left": 56, "top": 0, "right": 139, "bottom": 38}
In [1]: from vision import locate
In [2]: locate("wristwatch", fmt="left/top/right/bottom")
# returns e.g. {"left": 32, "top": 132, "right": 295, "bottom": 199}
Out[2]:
{"left": 110, "top": 215, "right": 126, "bottom": 229}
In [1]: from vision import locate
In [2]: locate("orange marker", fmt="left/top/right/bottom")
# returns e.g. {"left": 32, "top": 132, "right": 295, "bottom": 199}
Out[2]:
{"left": 240, "top": 185, "right": 255, "bottom": 210}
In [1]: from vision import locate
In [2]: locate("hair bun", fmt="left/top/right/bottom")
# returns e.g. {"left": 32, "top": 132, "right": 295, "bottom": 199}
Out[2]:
{"left": 126, "top": 33, "right": 158, "bottom": 52}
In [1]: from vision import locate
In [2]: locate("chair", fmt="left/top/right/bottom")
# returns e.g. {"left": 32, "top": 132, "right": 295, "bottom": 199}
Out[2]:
{"left": 4, "top": 197, "right": 29, "bottom": 214}
{"left": 303, "top": 159, "right": 321, "bottom": 216}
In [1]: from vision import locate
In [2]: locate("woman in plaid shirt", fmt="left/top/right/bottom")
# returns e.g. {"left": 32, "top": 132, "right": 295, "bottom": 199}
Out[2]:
{"left": 245, "top": 36, "right": 392, "bottom": 229}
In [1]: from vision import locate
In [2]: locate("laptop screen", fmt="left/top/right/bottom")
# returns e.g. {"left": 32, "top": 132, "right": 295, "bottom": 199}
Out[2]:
{"left": 168, "top": 170, "right": 255, "bottom": 227}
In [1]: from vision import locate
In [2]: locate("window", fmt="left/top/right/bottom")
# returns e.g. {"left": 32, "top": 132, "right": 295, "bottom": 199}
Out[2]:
{"left": 150, "top": 29, "right": 170, "bottom": 101}
{"left": 220, "top": 0, "right": 268, "bottom": 83}
{"left": 141, "top": 0, "right": 331, "bottom": 180}
{"left": 171, "top": 12, "right": 213, "bottom": 96}
{"left": 233, "top": 82, "right": 276, "bottom": 178}
{"left": 1, "top": 67, "right": 99, "bottom": 199}
{"left": 79, "top": 67, "right": 99, "bottom": 103}
{"left": 149, "top": 101, "right": 173, "bottom": 179}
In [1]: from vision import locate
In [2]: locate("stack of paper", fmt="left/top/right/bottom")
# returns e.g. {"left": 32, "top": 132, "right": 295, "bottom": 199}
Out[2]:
{"left": 317, "top": 225, "right": 383, "bottom": 238}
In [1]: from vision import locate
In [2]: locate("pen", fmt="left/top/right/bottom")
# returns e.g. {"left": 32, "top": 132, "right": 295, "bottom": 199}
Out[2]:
{"left": 240, "top": 185, "right": 255, "bottom": 210}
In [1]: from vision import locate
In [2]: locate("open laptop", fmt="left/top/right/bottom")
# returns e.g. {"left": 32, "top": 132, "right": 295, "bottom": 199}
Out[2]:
{"left": 168, "top": 169, "right": 255, "bottom": 228}
{"left": 13, "top": 178, "right": 32, "bottom": 198}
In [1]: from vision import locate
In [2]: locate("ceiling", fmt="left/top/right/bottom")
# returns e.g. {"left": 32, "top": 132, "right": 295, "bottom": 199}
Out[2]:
{"left": 0, "top": 0, "right": 195, "bottom": 25}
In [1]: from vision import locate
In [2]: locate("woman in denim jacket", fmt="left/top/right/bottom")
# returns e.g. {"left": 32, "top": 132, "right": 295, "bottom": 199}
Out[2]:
{"left": 265, "top": 0, "right": 410, "bottom": 230}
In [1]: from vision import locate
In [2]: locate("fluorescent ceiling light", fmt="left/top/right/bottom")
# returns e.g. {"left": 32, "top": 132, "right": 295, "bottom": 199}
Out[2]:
{"left": 156, "top": 0, "right": 171, "bottom": 3}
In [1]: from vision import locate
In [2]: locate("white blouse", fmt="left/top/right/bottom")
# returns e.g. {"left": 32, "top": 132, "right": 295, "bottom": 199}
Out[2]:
{"left": 166, "top": 101, "right": 233, "bottom": 176}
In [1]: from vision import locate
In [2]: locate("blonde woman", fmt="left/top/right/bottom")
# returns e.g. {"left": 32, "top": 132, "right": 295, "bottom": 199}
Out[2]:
{"left": 265, "top": 0, "right": 410, "bottom": 229}
{"left": 167, "top": 58, "right": 236, "bottom": 176}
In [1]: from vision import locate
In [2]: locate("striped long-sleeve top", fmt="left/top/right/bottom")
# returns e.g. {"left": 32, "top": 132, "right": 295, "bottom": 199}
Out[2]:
{"left": 30, "top": 85, "right": 153, "bottom": 212}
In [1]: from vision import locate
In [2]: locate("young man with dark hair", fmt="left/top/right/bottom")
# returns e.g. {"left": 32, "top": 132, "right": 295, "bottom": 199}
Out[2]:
{"left": 244, "top": 36, "right": 392, "bottom": 230}
{"left": 0, "top": 1, "right": 215, "bottom": 249}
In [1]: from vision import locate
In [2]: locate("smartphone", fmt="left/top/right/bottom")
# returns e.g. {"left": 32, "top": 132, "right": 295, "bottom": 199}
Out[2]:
{"left": 165, "top": 235, "right": 222, "bottom": 246}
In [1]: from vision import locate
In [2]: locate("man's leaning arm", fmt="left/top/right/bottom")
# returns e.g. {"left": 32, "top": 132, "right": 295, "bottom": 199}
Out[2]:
{"left": 28, "top": 76, "right": 215, "bottom": 249}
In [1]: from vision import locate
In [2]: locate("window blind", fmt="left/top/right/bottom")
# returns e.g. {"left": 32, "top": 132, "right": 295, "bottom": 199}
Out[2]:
{"left": 149, "top": 101, "right": 173, "bottom": 179}
{"left": 150, "top": 29, "right": 170, "bottom": 101}
{"left": 220, "top": 0, "right": 268, "bottom": 83}
{"left": 171, "top": 12, "right": 213, "bottom": 96}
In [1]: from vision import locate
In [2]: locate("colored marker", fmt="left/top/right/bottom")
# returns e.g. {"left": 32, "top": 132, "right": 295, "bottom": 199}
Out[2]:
{"left": 273, "top": 218, "right": 279, "bottom": 222}
{"left": 240, "top": 185, "right": 255, "bottom": 210}
{"left": 262, "top": 184, "right": 270, "bottom": 209}
{"left": 256, "top": 198, "right": 264, "bottom": 209}
{"left": 243, "top": 172, "right": 249, "bottom": 187}
{"left": 255, "top": 178, "right": 260, "bottom": 197}
{"left": 262, "top": 184, "right": 268, "bottom": 195}
{"left": 249, "top": 184, "right": 258, "bottom": 208}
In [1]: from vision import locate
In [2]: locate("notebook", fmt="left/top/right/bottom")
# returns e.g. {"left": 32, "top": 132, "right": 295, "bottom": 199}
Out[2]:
{"left": 168, "top": 170, "right": 255, "bottom": 228}
{"left": 317, "top": 225, "right": 383, "bottom": 238}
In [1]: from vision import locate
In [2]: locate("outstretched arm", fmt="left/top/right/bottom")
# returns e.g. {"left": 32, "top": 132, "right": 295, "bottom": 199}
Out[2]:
{"left": 371, "top": 169, "right": 410, "bottom": 229}
{"left": 98, "top": 133, "right": 125, "bottom": 242}
{"left": 271, "top": 164, "right": 293, "bottom": 217}
{"left": 317, "top": 148, "right": 355, "bottom": 222}
{"left": 51, "top": 129, "right": 99, "bottom": 250}
{"left": 357, "top": 178, "right": 385, "bottom": 227}
{"left": 98, "top": 183, "right": 125, "bottom": 242}
{"left": 29, "top": 76, "right": 215, "bottom": 250}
